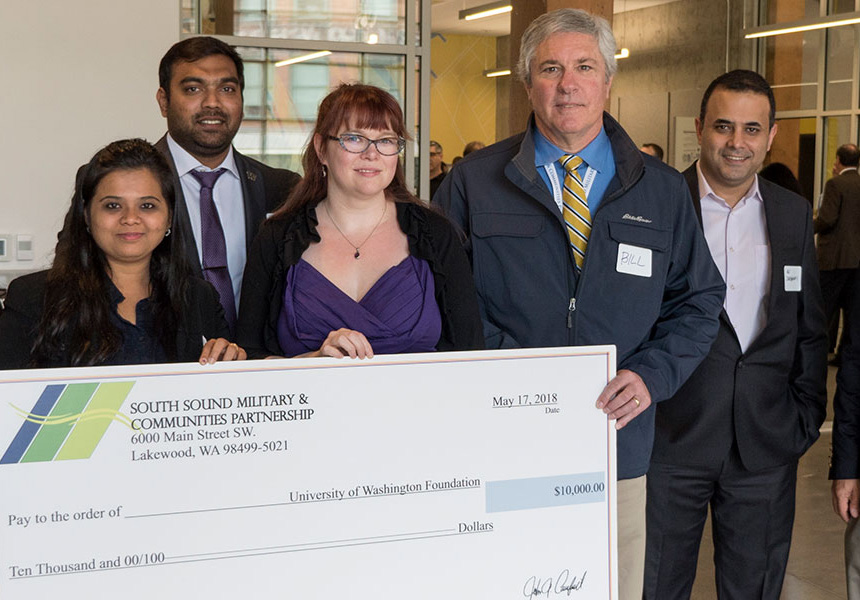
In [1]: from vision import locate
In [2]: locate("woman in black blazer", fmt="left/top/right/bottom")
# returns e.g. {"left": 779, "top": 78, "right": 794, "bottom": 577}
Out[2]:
{"left": 0, "top": 139, "right": 245, "bottom": 369}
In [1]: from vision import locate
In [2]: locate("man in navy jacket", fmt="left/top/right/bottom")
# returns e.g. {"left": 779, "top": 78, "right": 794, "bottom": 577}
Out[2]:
{"left": 435, "top": 9, "right": 724, "bottom": 600}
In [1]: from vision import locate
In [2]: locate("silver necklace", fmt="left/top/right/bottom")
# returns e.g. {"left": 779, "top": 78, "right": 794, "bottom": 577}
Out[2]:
{"left": 323, "top": 201, "right": 387, "bottom": 259}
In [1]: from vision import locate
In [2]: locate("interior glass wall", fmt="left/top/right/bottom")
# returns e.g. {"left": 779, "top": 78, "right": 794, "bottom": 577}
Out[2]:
{"left": 765, "top": 31, "right": 818, "bottom": 112}
{"left": 826, "top": 25, "right": 854, "bottom": 111}
{"left": 769, "top": 117, "right": 817, "bottom": 204}
{"left": 761, "top": 0, "right": 822, "bottom": 23}
{"left": 754, "top": 0, "right": 860, "bottom": 201}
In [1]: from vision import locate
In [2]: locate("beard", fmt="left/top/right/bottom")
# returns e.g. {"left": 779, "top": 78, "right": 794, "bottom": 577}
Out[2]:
{"left": 166, "top": 108, "right": 241, "bottom": 160}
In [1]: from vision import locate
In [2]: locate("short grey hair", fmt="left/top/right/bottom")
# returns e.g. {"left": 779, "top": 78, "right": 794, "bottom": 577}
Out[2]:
{"left": 517, "top": 8, "right": 617, "bottom": 86}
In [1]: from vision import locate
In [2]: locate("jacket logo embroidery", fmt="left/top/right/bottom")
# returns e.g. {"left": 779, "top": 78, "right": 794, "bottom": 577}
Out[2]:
{"left": 622, "top": 213, "right": 652, "bottom": 224}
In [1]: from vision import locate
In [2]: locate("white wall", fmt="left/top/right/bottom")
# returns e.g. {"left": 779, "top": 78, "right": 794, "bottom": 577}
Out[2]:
{"left": 0, "top": 0, "right": 179, "bottom": 277}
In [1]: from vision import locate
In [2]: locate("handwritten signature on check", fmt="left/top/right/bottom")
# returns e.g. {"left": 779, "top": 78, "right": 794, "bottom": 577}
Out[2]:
{"left": 523, "top": 569, "right": 587, "bottom": 597}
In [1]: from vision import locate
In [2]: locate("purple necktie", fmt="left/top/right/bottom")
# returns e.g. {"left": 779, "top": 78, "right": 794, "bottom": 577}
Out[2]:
{"left": 189, "top": 168, "right": 236, "bottom": 333}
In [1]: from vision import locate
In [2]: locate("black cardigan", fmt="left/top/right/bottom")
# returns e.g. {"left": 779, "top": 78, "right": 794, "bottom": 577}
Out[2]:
{"left": 236, "top": 201, "right": 485, "bottom": 358}
{"left": 0, "top": 270, "right": 229, "bottom": 369}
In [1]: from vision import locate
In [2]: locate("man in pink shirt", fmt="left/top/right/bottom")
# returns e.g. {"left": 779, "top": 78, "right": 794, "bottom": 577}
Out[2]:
{"left": 644, "top": 70, "right": 828, "bottom": 600}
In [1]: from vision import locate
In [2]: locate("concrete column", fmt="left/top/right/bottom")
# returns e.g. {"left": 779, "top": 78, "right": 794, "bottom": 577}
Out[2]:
{"left": 507, "top": 0, "right": 614, "bottom": 136}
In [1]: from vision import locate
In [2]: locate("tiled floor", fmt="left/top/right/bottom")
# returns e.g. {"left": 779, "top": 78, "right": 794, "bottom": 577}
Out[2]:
{"left": 686, "top": 366, "right": 848, "bottom": 599}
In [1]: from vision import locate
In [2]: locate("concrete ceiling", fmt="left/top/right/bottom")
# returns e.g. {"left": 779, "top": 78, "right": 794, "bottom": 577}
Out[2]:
{"left": 431, "top": 0, "right": 679, "bottom": 36}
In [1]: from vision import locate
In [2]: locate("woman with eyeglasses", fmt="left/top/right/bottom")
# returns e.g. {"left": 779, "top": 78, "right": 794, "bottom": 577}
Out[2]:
{"left": 235, "top": 83, "right": 483, "bottom": 359}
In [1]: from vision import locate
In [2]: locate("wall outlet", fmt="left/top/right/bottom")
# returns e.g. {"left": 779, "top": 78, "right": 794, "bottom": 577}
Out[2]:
{"left": 0, "top": 234, "right": 12, "bottom": 262}
{"left": 16, "top": 235, "right": 34, "bottom": 261}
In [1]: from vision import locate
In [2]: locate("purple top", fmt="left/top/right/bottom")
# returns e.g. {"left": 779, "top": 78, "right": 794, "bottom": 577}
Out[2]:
{"left": 276, "top": 255, "right": 442, "bottom": 356}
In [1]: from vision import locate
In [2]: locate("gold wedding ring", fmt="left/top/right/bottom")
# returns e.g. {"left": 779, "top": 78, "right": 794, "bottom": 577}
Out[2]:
{"left": 633, "top": 396, "right": 640, "bottom": 407}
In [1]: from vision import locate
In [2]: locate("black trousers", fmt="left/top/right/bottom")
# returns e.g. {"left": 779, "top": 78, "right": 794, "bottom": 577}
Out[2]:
{"left": 821, "top": 268, "right": 858, "bottom": 352}
{"left": 644, "top": 445, "right": 797, "bottom": 600}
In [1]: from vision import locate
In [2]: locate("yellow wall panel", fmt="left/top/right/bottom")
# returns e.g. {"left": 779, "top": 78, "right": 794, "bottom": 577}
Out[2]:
{"left": 430, "top": 34, "right": 497, "bottom": 161}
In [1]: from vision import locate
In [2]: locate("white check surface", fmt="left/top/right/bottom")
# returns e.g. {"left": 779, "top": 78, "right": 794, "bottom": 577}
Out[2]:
{"left": 0, "top": 347, "right": 617, "bottom": 599}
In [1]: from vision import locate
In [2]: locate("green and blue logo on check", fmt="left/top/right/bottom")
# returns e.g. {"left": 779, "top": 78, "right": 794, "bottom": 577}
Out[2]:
{"left": 1, "top": 381, "right": 135, "bottom": 464}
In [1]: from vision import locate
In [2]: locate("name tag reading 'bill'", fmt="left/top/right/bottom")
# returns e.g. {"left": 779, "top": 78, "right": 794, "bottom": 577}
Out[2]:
{"left": 616, "top": 243, "right": 652, "bottom": 278}
{"left": 0, "top": 348, "right": 618, "bottom": 599}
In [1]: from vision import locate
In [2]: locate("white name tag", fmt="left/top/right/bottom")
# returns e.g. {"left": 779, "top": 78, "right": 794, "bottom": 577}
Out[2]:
{"left": 616, "top": 243, "right": 652, "bottom": 277}
{"left": 784, "top": 265, "right": 802, "bottom": 292}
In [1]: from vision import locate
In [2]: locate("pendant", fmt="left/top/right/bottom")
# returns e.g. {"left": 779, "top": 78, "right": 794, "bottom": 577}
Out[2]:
{"left": 354, "top": 249, "right": 361, "bottom": 259}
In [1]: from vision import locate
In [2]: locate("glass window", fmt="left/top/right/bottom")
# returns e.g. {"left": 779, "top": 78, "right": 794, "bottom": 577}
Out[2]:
{"left": 181, "top": 0, "right": 426, "bottom": 195}
{"left": 826, "top": 26, "right": 854, "bottom": 110}
{"left": 290, "top": 63, "right": 331, "bottom": 120}
{"left": 823, "top": 116, "right": 852, "bottom": 189}
{"left": 750, "top": 1, "right": 860, "bottom": 204}
{"left": 762, "top": 0, "right": 821, "bottom": 24}
{"left": 829, "top": 0, "right": 858, "bottom": 15}
{"left": 243, "top": 60, "right": 266, "bottom": 120}
{"left": 181, "top": 0, "right": 196, "bottom": 33}
{"left": 413, "top": 0, "right": 421, "bottom": 45}
{"left": 768, "top": 118, "right": 817, "bottom": 205}
{"left": 191, "top": 0, "right": 407, "bottom": 44}
{"left": 411, "top": 55, "right": 422, "bottom": 192}
{"left": 765, "top": 31, "right": 819, "bottom": 111}
{"left": 235, "top": 47, "right": 406, "bottom": 174}
{"left": 234, "top": 0, "right": 268, "bottom": 38}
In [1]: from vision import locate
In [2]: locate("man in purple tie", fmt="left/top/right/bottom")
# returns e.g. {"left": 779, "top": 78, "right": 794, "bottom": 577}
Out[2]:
{"left": 154, "top": 37, "right": 300, "bottom": 331}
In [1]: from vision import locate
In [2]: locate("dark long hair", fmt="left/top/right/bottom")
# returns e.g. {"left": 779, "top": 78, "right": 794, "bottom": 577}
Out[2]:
{"left": 270, "top": 83, "right": 421, "bottom": 220}
{"left": 30, "top": 139, "right": 190, "bottom": 367}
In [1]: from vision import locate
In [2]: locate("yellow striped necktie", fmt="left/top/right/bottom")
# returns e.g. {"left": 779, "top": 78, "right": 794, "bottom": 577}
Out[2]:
{"left": 559, "top": 154, "right": 591, "bottom": 269}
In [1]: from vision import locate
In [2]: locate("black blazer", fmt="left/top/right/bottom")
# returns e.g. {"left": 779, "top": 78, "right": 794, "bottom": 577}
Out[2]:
{"left": 814, "top": 168, "right": 860, "bottom": 271}
{"left": 831, "top": 320, "right": 860, "bottom": 478}
{"left": 236, "top": 201, "right": 485, "bottom": 358}
{"left": 154, "top": 136, "right": 301, "bottom": 279}
{"left": 651, "top": 164, "right": 828, "bottom": 471}
{"left": 0, "top": 271, "right": 229, "bottom": 369}
{"left": 828, "top": 170, "right": 860, "bottom": 479}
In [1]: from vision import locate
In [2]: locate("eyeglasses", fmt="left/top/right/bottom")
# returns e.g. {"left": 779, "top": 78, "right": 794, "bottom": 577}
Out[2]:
{"left": 328, "top": 133, "right": 406, "bottom": 156}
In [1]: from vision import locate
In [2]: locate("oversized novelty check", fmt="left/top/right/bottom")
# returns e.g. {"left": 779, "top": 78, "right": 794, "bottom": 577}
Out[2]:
{"left": 0, "top": 347, "right": 617, "bottom": 599}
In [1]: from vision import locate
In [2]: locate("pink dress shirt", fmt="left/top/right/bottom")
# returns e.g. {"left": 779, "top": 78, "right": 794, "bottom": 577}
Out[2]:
{"left": 697, "top": 163, "right": 770, "bottom": 353}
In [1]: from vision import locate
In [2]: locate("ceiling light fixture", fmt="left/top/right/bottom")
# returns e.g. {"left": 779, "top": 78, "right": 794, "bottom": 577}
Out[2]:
{"left": 615, "top": 48, "right": 630, "bottom": 59}
{"left": 275, "top": 50, "right": 332, "bottom": 67}
{"left": 459, "top": 1, "right": 512, "bottom": 21}
{"left": 744, "top": 11, "right": 860, "bottom": 39}
{"left": 483, "top": 68, "right": 511, "bottom": 78}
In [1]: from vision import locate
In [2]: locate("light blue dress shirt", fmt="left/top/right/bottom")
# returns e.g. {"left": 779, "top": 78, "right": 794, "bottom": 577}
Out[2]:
{"left": 167, "top": 135, "right": 246, "bottom": 309}
{"left": 533, "top": 124, "right": 616, "bottom": 214}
